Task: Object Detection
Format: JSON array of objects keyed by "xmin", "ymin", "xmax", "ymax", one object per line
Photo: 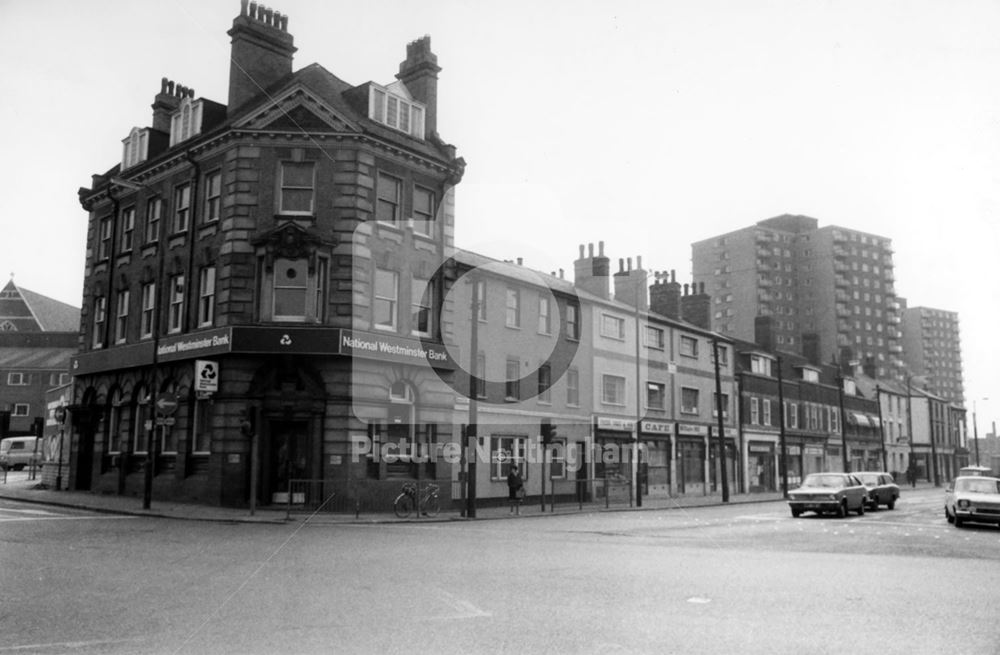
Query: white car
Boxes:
[{"xmin": 944, "ymin": 476, "xmax": 1000, "ymax": 528}]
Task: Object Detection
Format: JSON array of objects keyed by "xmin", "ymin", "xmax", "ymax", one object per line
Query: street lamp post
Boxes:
[
  {"xmin": 906, "ymin": 374, "xmax": 916, "ymax": 487},
  {"xmin": 972, "ymin": 398, "xmax": 988, "ymax": 467},
  {"xmin": 711, "ymin": 336, "xmax": 729, "ymax": 503}
]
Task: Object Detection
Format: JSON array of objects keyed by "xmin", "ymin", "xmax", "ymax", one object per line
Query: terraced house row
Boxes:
[{"xmin": 49, "ymin": 2, "xmax": 969, "ymax": 510}]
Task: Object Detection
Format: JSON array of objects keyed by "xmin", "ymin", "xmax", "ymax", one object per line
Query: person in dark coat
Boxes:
[{"xmin": 507, "ymin": 464, "xmax": 523, "ymax": 514}]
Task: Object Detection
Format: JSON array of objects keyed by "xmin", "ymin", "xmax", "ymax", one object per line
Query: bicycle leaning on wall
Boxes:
[{"xmin": 393, "ymin": 481, "xmax": 440, "ymax": 518}]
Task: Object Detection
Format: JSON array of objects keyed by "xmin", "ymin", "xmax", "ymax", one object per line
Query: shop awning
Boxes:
[
  {"xmin": 849, "ymin": 412, "xmax": 871, "ymax": 427},
  {"xmin": 865, "ymin": 415, "xmax": 881, "ymax": 429}
]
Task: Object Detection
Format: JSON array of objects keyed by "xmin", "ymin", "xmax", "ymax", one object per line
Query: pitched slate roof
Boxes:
[{"xmin": 0, "ymin": 281, "xmax": 80, "ymax": 333}]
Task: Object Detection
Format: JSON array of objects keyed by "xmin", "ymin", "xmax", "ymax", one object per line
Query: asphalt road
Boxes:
[{"xmin": 1, "ymin": 487, "xmax": 997, "ymax": 655}]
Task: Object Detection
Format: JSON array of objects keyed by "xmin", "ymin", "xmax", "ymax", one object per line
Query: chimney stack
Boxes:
[
  {"xmin": 680, "ymin": 280, "xmax": 712, "ymax": 330},
  {"xmin": 227, "ymin": 0, "xmax": 296, "ymax": 116},
  {"xmin": 650, "ymin": 269, "xmax": 682, "ymax": 320},
  {"xmin": 573, "ymin": 241, "xmax": 611, "ymax": 300},
  {"xmin": 613, "ymin": 255, "xmax": 649, "ymax": 310},
  {"xmin": 397, "ymin": 36, "xmax": 441, "ymax": 137}
]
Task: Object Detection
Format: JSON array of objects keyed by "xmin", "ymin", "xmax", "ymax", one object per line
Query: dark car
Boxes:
[
  {"xmin": 788, "ymin": 472, "xmax": 868, "ymax": 518},
  {"xmin": 854, "ymin": 471, "xmax": 900, "ymax": 510}
]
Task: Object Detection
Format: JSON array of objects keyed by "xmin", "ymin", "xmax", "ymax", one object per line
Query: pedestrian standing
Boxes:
[{"xmin": 507, "ymin": 464, "xmax": 523, "ymax": 514}]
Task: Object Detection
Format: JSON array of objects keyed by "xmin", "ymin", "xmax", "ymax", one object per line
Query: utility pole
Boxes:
[
  {"xmin": 876, "ymin": 385, "xmax": 887, "ymax": 472},
  {"xmin": 712, "ymin": 336, "xmax": 729, "ymax": 503},
  {"xmin": 838, "ymin": 375, "xmax": 850, "ymax": 473},
  {"xmin": 776, "ymin": 355, "xmax": 788, "ymax": 497},
  {"xmin": 465, "ymin": 276, "xmax": 479, "ymax": 518}
]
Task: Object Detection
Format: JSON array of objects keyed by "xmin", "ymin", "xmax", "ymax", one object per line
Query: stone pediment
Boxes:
[{"xmin": 236, "ymin": 86, "xmax": 357, "ymax": 133}]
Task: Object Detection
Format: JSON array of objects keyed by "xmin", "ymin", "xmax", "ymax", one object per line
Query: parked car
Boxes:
[
  {"xmin": 854, "ymin": 471, "xmax": 900, "ymax": 510},
  {"xmin": 0, "ymin": 436, "xmax": 42, "ymax": 471},
  {"xmin": 788, "ymin": 472, "xmax": 868, "ymax": 518},
  {"xmin": 944, "ymin": 476, "xmax": 1000, "ymax": 528},
  {"xmin": 958, "ymin": 465, "xmax": 993, "ymax": 477}
]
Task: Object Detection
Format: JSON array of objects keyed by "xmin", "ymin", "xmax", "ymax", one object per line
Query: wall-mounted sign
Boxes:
[{"xmin": 195, "ymin": 360, "xmax": 219, "ymax": 393}]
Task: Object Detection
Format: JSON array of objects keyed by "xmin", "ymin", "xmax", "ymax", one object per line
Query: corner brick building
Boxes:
[{"xmin": 72, "ymin": 2, "xmax": 465, "ymax": 506}]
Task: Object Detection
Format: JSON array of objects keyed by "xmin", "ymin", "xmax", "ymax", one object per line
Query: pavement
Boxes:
[{"xmin": 0, "ymin": 469, "xmax": 942, "ymax": 525}]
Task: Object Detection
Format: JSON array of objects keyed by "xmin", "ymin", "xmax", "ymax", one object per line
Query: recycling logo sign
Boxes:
[{"xmin": 195, "ymin": 360, "xmax": 219, "ymax": 394}]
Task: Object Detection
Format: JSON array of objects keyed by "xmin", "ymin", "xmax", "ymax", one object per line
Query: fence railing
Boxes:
[
  {"xmin": 281, "ymin": 475, "xmax": 638, "ymax": 519},
  {"xmin": 284, "ymin": 478, "xmax": 450, "ymax": 519}
]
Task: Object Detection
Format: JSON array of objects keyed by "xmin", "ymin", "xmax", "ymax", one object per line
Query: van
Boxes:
[{"xmin": 0, "ymin": 436, "xmax": 41, "ymax": 471}]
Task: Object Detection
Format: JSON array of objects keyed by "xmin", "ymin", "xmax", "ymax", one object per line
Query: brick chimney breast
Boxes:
[
  {"xmin": 397, "ymin": 35, "xmax": 441, "ymax": 137},
  {"xmin": 227, "ymin": 0, "xmax": 297, "ymax": 117}
]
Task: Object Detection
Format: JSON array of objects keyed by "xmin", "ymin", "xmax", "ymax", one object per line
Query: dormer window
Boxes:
[
  {"xmin": 368, "ymin": 82, "xmax": 425, "ymax": 139},
  {"xmin": 121, "ymin": 127, "xmax": 150, "ymax": 170},
  {"xmin": 170, "ymin": 97, "xmax": 204, "ymax": 146},
  {"xmin": 798, "ymin": 367, "xmax": 820, "ymax": 383}
]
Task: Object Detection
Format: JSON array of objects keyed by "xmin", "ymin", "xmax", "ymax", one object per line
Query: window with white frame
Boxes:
[
  {"xmin": 376, "ymin": 173, "xmax": 401, "ymax": 224},
  {"xmin": 92, "ymin": 296, "xmax": 106, "ymax": 348},
  {"xmin": 712, "ymin": 392, "xmax": 729, "ymax": 419},
  {"xmin": 763, "ymin": 399, "xmax": 772, "ymax": 426},
  {"xmin": 505, "ymin": 288, "xmax": 521, "ymax": 328},
  {"xmin": 645, "ymin": 325, "xmax": 665, "ymax": 349},
  {"xmin": 167, "ymin": 275, "xmax": 185, "ymax": 333},
  {"xmin": 566, "ymin": 303, "xmax": 580, "ymax": 340},
  {"xmin": 750, "ymin": 354, "xmax": 773, "ymax": 376},
  {"xmin": 602, "ymin": 374, "xmax": 626, "ymax": 405},
  {"xmin": 537, "ymin": 364, "xmax": 552, "ymax": 403},
  {"xmin": 273, "ymin": 259, "xmax": 308, "ymax": 321},
  {"xmin": 145, "ymin": 198, "xmax": 162, "ymax": 244},
  {"xmin": 412, "ymin": 186, "xmax": 434, "ymax": 234},
  {"xmin": 680, "ymin": 335, "xmax": 699, "ymax": 358},
  {"xmin": 786, "ymin": 402, "xmax": 799, "ymax": 429},
  {"xmin": 505, "ymin": 358, "xmax": 520, "ymax": 401},
  {"xmin": 713, "ymin": 343, "xmax": 729, "ymax": 366},
  {"xmin": 198, "ymin": 267, "xmax": 215, "ymax": 327},
  {"xmin": 12, "ymin": 403, "xmax": 29, "ymax": 416},
  {"xmin": 411, "ymin": 277, "xmax": 432, "ymax": 336},
  {"xmin": 121, "ymin": 127, "xmax": 149, "ymax": 169},
  {"xmin": 549, "ymin": 440, "xmax": 567, "ymax": 480},
  {"xmin": 7, "ymin": 372, "xmax": 29, "ymax": 386},
  {"xmin": 140, "ymin": 282, "xmax": 155, "ymax": 339},
  {"xmin": 646, "ymin": 381, "xmax": 666, "ymax": 410},
  {"xmin": 490, "ymin": 435, "xmax": 526, "ymax": 480},
  {"xmin": 369, "ymin": 83, "xmax": 426, "ymax": 139},
  {"xmin": 204, "ymin": 170, "xmax": 222, "ymax": 222},
  {"xmin": 120, "ymin": 207, "xmax": 135, "ymax": 252},
  {"xmin": 114, "ymin": 289, "xmax": 130, "ymax": 344},
  {"xmin": 265, "ymin": 257, "xmax": 328, "ymax": 323},
  {"xmin": 538, "ymin": 296, "xmax": 551, "ymax": 334},
  {"xmin": 98, "ymin": 217, "xmax": 112, "ymax": 260},
  {"xmin": 173, "ymin": 184, "xmax": 191, "ymax": 233},
  {"xmin": 169, "ymin": 98, "xmax": 204, "ymax": 146},
  {"xmin": 829, "ymin": 406, "xmax": 840, "ymax": 433},
  {"xmin": 279, "ymin": 162, "xmax": 315, "ymax": 215},
  {"xmin": 374, "ymin": 268, "xmax": 398, "ymax": 330},
  {"xmin": 566, "ymin": 367, "xmax": 579, "ymax": 406},
  {"xmin": 750, "ymin": 397, "xmax": 760, "ymax": 424},
  {"xmin": 601, "ymin": 314, "xmax": 625, "ymax": 340},
  {"xmin": 681, "ymin": 387, "xmax": 699, "ymax": 414}
]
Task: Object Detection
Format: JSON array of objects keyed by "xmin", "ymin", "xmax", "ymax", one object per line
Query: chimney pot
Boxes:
[
  {"xmin": 599, "ymin": 241, "xmax": 605, "ymax": 257},
  {"xmin": 579, "ymin": 244, "xmax": 585, "ymax": 259},
  {"xmin": 588, "ymin": 243, "xmax": 594, "ymax": 258},
  {"xmin": 637, "ymin": 255, "xmax": 643, "ymax": 270}
]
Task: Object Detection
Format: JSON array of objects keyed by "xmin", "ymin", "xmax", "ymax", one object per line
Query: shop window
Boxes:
[{"xmin": 491, "ymin": 436, "xmax": 527, "ymax": 480}]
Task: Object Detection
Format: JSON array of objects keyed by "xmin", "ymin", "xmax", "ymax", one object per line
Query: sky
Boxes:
[{"xmin": 1, "ymin": 0, "xmax": 998, "ymax": 425}]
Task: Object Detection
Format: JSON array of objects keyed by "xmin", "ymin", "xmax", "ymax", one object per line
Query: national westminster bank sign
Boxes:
[{"xmin": 71, "ymin": 326, "xmax": 455, "ymax": 376}]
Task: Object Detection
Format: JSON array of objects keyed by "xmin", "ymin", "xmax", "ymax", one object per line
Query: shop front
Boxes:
[
  {"xmin": 747, "ymin": 440, "xmax": 776, "ymax": 492},
  {"xmin": 639, "ymin": 419, "xmax": 672, "ymax": 497},
  {"xmin": 676, "ymin": 422, "xmax": 708, "ymax": 495}
]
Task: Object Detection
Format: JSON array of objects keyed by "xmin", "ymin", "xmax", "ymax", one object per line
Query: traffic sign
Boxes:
[{"xmin": 156, "ymin": 394, "xmax": 178, "ymax": 417}]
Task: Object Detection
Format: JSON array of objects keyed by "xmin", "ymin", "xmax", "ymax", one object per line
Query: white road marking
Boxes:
[
  {"xmin": 0, "ymin": 637, "xmax": 143, "ymax": 652},
  {"xmin": 430, "ymin": 588, "xmax": 492, "ymax": 620},
  {"xmin": 0, "ymin": 516, "xmax": 135, "ymax": 522}
]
